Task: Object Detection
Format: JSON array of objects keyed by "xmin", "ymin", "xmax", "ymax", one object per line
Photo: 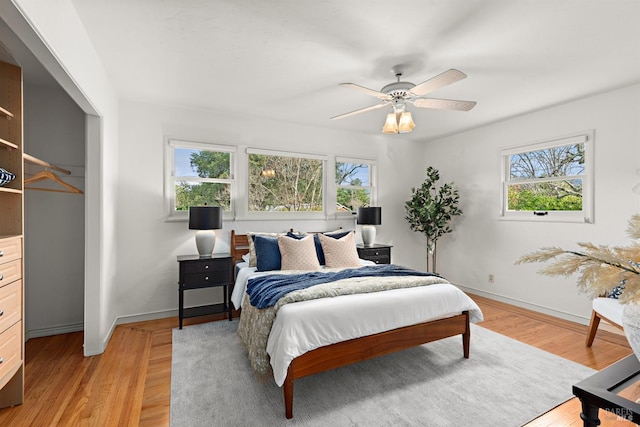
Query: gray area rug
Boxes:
[{"xmin": 171, "ymin": 320, "xmax": 595, "ymax": 426}]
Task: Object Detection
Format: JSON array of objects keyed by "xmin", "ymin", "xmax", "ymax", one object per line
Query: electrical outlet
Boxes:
[{"xmin": 488, "ymin": 274, "xmax": 495, "ymax": 284}]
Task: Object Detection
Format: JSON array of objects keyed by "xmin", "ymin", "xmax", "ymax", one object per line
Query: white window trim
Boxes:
[
  {"xmin": 164, "ymin": 138, "xmax": 236, "ymax": 221},
  {"xmin": 241, "ymin": 147, "xmax": 329, "ymax": 221},
  {"xmin": 165, "ymin": 141, "xmax": 379, "ymax": 222},
  {"xmin": 334, "ymin": 156, "xmax": 378, "ymax": 218},
  {"xmin": 498, "ymin": 130, "xmax": 594, "ymax": 223}
]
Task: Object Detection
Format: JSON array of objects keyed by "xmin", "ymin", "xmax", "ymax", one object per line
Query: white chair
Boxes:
[{"xmin": 585, "ymin": 297, "xmax": 624, "ymax": 346}]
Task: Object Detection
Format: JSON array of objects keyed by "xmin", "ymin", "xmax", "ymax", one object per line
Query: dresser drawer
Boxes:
[
  {"xmin": 366, "ymin": 255, "xmax": 390, "ymax": 264},
  {"xmin": 182, "ymin": 270, "xmax": 232, "ymax": 286},
  {"xmin": 358, "ymin": 248, "xmax": 389, "ymax": 257},
  {"xmin": 357, "ymin": 246, "xmax": 391, "ymax": 264},
  {"xmin": 0, "ymin": 237, "xmax": 21, "ymax": 264},
  {"xmin": 0, "ymin": 280, "xmax": 21, "ymax": 335},
  {"xmin": 0, "ymin": 321, "xmax": 22, "ymax": 389},
  {"xmin": 182, "ymin": 258, "xmax": 229, "ymax": 274},
  {"xmin": 0, "ymin": 259, "xmax": 21, "ymax": 286},
  {"xmin": 180, "ymin": 259, "xmax": 232, "ymax": 286}
]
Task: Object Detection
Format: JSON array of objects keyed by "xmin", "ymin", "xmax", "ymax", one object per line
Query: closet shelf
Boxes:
[
  {"xmin": 0, "ymin": 137, "xmax": 18, "ymax": 150},
  {"xmin": 0, "ymin": 106, "xmax": 13, "ymax": 119},
  {"xmin": 23, "ymin": 153, "xmax": 71, "ymax": 175},
  {"xmin": 0, "ymin": 186, "xmax": 21, "ymax": 194}
]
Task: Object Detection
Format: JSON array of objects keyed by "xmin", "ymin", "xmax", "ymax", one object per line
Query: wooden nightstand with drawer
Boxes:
[
  {"xmin": 356, "ymin": 244, "xmax": 392, "ymax": 264},
  {"xmin": 177, "ymin": 254, "xmax": 233, "ymax": 329}
]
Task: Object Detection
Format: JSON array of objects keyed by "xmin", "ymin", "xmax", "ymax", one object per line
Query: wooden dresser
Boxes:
[{"xmin": 0, "ymin": 60, "xmax": 25, "ymax": 408}]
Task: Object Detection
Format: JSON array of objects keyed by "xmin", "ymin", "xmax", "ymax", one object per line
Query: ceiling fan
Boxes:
[{"xmin": 331, "ymin": 68, "xmax": 476, "ymax": 133}]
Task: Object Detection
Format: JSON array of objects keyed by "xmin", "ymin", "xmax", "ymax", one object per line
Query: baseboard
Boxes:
[
  {"xmin": 25, "ymin": 309, "xmax": 185, "ymax": 352},
  {"xmin": 116, "ymin": 308, "xmax": 177, "ymax": 325},
  {"xmin": 456, "ymin": 284, "xmax": 591, "ymax": 326},
  {"xmin": 25, "ymin": 322, "xmax": 84, "ymax": 341},
  {"xmin": 100, "ymin": 317, "xmax": 119, "ymax": 356}
]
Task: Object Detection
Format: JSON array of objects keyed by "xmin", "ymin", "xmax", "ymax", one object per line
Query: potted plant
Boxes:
[
  {"xmin": 405, "ymin": 166, "xmax": 462, "ymax": 272},
  {"xmin": 517, "ymin": 214, "xmax": 640, "ymax": 358}
]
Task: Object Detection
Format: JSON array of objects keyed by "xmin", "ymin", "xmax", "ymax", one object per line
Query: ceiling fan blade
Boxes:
[
  {"xmin": 413, "ymin": 98, "xmax": 477, "ymax": 111},
  {"xmin": 409, "ymin": 69, "xmax": 468, "ymax": 96},
  {"xmin": 330, "ymin": 102, "xmax": 390, "ymax": 120},
  {"xmin": 339, "ymin": 83, "xmax": 391, "ymax": 100}
]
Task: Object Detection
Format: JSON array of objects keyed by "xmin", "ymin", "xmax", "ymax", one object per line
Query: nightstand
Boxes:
[
  {"xmin": 177, "ymin": 254, "xmax": 233, "ymax": 329},
  {"xmin": 356, "ymin": 244, "xmax": 392, "ymax": 264}
]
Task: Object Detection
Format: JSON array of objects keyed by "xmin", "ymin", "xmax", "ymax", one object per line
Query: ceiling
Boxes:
[{"xmin": 67, "ymin": 0, "xmax": 640, "ymax": 141}]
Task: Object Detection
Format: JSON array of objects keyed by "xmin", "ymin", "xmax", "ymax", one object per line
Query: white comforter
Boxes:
[{"xmin": 233, "ymin": 263, "xmax": 484, "ymax": 386}]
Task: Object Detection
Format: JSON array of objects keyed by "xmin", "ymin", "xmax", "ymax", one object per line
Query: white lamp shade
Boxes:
[
  {"xmin": 382, "ymin": 112, "xmax": 399, "ymax": 134},
  {"xmin": 398, "ymin": 112, "xmax": 415, "ymax": 133}
]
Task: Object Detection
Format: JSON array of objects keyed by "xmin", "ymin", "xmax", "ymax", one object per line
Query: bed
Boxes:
[{"xmin": 230, "ymin": 230, "xmax": 483, "ymax": 419}]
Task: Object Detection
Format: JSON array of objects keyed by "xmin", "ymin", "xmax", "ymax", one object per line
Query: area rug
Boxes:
[{"xmin": 170, "ymin": 320, "xmax": 595, "ymax": 426}]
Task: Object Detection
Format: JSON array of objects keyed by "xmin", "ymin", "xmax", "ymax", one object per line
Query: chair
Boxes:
[{"xmin": 585, "ymin": 297, "xmax": 624, "ymax": 346}]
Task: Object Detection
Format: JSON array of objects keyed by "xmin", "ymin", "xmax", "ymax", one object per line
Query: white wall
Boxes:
[
  {"xmin": 23, "ymin": 82, "xmax": 85, "ymax": 337},
  {"xmin": 374, "ymin": 136, "xmax": 428, "ymax": 269},
  {"xmin": 421, "ymin": 84, "xmax": 640, "ymax": 323}
]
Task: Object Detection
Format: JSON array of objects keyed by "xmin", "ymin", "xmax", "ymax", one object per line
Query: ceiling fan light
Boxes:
[
  {"xmin": 398, "ymin": 112, "xmax": 415, "ymax": 133},
  {"xmin": 382, "ymin": 112, "xmax": 399, "ymax": 134},
  {"xmin": 261, "ymin": 168, "xmax": 276, "ymax": 178}
]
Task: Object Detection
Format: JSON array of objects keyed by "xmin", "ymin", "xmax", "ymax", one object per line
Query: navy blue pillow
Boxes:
[
  {"xmin": 286, "ymin": 230, "xmax": 352, "ymax": 265},
  {"xmin": 253, "ymin": 235, "xmax": 281, "ymax": 271}
]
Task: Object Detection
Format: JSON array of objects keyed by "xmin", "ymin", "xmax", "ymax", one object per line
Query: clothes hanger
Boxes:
[{"xmin": 24, "ymin": 169, "xmax": 84, "ymax": 194}]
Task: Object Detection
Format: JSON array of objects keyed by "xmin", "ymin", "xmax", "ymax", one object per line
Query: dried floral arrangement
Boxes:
[{"xmin": 516, "ymin": 214, "xmax": 640, "ymax": 304}]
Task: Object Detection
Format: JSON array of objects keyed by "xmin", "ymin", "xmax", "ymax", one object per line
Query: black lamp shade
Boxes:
[
  {"xmin": 357, "ymin": 207, "xmax": 381, "ymax": 225},
  {"xmin": 189, "ymin": 206, "xmax": 223, "ymax": 230}
]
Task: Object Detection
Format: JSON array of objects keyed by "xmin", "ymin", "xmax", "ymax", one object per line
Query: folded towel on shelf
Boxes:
[{"xmin": 0, "ymin": 167, "xmax": 15, "ymax": 186}]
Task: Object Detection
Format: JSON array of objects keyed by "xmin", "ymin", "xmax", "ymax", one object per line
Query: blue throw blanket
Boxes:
[{"xmin": 247, "ymin": 264, "xmax": 439, "ymax": 309}]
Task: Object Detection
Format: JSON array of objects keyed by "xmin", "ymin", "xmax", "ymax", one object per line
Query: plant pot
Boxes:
[{"xmin": 622, "ymin": 304, "xmax": 640, "ymax": 361}]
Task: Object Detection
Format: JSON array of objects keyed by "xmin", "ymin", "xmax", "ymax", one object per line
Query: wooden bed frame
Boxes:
[{"xmin": 230, "ymin": 230, "xmax": 471, "ymax": 419}]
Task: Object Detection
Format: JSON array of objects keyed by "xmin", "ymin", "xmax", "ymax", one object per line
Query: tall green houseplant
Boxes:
[{"xmin": 405, "ymin": 166, "xmax": 462, "ymax": 272}]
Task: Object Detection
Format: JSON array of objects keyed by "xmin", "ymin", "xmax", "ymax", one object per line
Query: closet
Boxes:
[
  {"xmin": 0, "ymin": 55, "xmax": 84, "ymax": 408},
  {"xmin": 0, "ymin": 59, "xmax": 24, "ymax": 408}
]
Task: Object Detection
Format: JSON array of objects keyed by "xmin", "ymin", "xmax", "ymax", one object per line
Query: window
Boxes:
[
  {"xmin": 336, "ymin": 158, "xmax": 376, "ymax": 212},
  {"xmin": 166, "ymin": 139, "xmax": 235, "ymax": 219},
  {"xmin": 247, "ymin": 149, "xmax": 325, "ymax": 213},
  {"xmin": 500, "ymin": 131, "xmax": 594, "ymax": 223},
  {"xmin": 166, "ymin": 141, "xmax": 376, "ymax": 221}
]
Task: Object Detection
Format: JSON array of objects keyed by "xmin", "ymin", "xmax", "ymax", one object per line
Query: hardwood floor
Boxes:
[{"xmin": 0, "ymin": 294, "xmax": 633, "ymax": 426}]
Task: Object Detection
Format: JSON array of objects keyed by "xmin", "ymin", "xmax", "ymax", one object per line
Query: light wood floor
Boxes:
[{"xmin": 0, "ymin": 294, "xmax": 634, "ymax": 426}]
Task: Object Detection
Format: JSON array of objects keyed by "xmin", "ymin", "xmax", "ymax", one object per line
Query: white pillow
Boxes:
[
  {"xmin": 318, "ymin": 232, "xmax": 361, "ymax": 268},
  {"xmin": 278, "ymin": 235, "xmax": 320, "ymax": 271}
]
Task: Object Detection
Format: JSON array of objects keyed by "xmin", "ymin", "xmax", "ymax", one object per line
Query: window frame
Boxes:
[
  {"xmin": 335, "ymin": 156, "xmax": 378, "ymax": 217},
  {"xmin": 499, "ymin": 130, "xmax": 594, "ymax": 223},
  {"xmin": 164, "ymin": 138, "xmax": 236, "ymax": 221},
  {"xmin": 165, "ymin": 140, "xmax": 379, "ymax": 222}
]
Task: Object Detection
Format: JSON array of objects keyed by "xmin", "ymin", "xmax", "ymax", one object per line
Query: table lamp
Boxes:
[
  {"xmin": 357, "ymin": 207, "xmax": 381, "ymax": 247},
  {"xmin": 189, "ymin": 206, "xmax": 223, "ymax": 257}
]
